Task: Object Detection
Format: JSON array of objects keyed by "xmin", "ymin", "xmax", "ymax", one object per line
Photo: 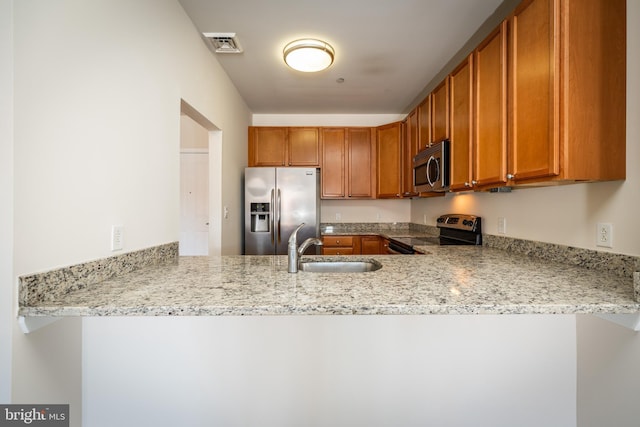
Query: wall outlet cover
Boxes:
[{"xmin": 596, "ymin": 223, "xmax": 613, "ymax": 248}]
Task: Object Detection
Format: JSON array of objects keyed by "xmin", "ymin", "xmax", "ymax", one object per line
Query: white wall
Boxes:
[
  {"xmin": 321, "ymin": 199, "xmax": 411, "ymax": 223},
  {"xmin": 83, "ymin": 315, "xmax": 576, "ymax": 427},
  {"xmin": 0, "ymin": 0, "xmax": 14, "ymax": 404},
  {"xmin": 576, "ymin": 315, "xmax": 640, "ymax": 427},
  {"xmin": 9, "ymin": 0, "xmax": 251, "ymax": 420},
  {"xmin": 574, "ymin": 3, "xmax": 640, "ymax": 426}
]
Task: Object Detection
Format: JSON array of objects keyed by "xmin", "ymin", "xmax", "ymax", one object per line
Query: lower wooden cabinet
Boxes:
[
  {"xmin": 321, "ymin": 236, "xmax": 356, "ymax": 255},
  {"xmin": 360, "ymin": 236, "xmax": 383, "ymax": 254},
  {"xmin": 321, "ymin": 235, "xmax": 384, "ymax": 255}
]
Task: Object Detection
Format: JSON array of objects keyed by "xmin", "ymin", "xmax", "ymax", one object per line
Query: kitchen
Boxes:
[{"xmin": 2, "ymin": 0, "xmax": 639, "ymax": 426}]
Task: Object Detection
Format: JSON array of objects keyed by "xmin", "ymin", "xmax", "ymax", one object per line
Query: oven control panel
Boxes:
[{"xmin": 436, "ymin": 214, "xmax": 481, "ymax": 233}]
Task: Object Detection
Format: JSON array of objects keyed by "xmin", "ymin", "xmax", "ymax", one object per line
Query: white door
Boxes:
[{"xmin": 180, "ymin": 152, "xmax": 209, "ymax": 256}]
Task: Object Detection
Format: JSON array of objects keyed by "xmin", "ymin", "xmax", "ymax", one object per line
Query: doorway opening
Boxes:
[{"xmin": 179, "ymin": 100, "xmax": 221, "ymax": 256}]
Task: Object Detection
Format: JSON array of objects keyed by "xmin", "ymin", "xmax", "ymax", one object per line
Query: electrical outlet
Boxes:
[
  {"xmin": 335, "ymin": 212, "xmax": 341, "ymax": 221},
  {"xmin": 376, "ymin": 212, "xmax": 381, "ymax": 221},
  {"xmin": 497, "ymin": 217, "xmax": 506, "ymax": 234},
  {"xmin": 423, "ymin": 214, "xmax": 428, "ymax": 225},
  {"xmin": 111, "ymin": 225, "xmax": 124, "ymax": 251},
  {"xmin": 596, "ymin": 223, "xmax": 613, "ymax": 248}
]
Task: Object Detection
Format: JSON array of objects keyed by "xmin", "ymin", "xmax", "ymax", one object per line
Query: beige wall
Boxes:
[
  {"xmin": 7, "ymin": 0, "xmax": 251, "ymax": 421},
  {"xmin": 0, "ymin": 0, "xmax": 13, "ymax": 404}
]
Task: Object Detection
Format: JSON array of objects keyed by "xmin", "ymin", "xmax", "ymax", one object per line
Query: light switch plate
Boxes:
[{"xmin": 497, "ymin": 217, "xmax": 507, "ymax": 234}]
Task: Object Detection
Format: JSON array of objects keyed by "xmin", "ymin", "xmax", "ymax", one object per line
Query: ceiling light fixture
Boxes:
[{"xmin": 283, "ymin": 39, "xmax": 335, "ymax": 72}]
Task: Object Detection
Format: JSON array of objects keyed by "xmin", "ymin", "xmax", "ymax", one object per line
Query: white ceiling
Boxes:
[{"xmin": 178, "ymin": 0, "xmax": 505, "ymax": 114}]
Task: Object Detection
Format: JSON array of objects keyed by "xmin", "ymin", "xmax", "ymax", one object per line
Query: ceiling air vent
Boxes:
[{"xmin": 203, "ymin": 32, "xmax": 243, "ymax": 53}]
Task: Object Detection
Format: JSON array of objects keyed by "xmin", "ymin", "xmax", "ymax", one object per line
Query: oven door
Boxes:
[{"xmin": 413, "ymin": 140, "xmax": 450, "ymax": 192}]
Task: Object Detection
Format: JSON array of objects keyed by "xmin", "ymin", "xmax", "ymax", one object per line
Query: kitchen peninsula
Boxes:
[{"xmin": 18, "ymin": 237, "xmax": 640, "ymax": 323}]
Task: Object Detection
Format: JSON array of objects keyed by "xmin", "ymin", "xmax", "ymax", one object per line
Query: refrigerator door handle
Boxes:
[
  {"xmin": 270, "ymin": 189, "xmax": 275, "ymax": 244},
  {"xmin": 277, "ymin": 188, "xmax": 282, "ymax": 243}
]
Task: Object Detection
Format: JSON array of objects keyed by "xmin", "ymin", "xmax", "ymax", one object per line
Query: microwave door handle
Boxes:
[{"xmin": 427, "ymin": 156, "xmax": 438, "ymax": 187}]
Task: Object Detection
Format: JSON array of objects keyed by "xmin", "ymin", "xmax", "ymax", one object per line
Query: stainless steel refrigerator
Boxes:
[{"xmin": 244, "ymin": 167, "xmax": 320, "ymax": 255}]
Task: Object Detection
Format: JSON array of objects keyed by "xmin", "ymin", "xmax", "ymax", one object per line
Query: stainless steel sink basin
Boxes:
[{"xmin": 298, "ymin": 260, "xmax": 382, "ymax": 273}]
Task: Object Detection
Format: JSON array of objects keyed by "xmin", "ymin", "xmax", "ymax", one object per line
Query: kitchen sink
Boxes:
[{"xmin": 298, "ymin": 260, "xmax": 382, "ymax": 273}]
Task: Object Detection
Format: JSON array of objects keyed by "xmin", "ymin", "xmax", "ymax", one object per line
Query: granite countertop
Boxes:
[{"xmin": 18, "ymin": 245, "xmax": 640, "ymax": 317}]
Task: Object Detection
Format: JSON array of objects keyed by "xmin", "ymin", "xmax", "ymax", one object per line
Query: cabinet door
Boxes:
[
  {"xmin": 376, "ymin": 122, "xmax": 402, "ymax": 198},
  {"xmin": 288, "ymin": 127, "xmax": 320, "ymax": 166},
  {"xmin": 347, "ymin": 128, "xmax": 375, "ymax": 198},
  {"xmin": 474, "ymin": 22, "xmax": 508, "ymax": 188},
  {"xmin": 402, "ymin": 110, "xmax": 419, "ymax": 197},
  {"xmin": 417, "ymin": 95, "xmax": 431, "ymax": 151},
  {"xmin": 249, "ymin": 127, "xmax": 287, "ymax": 166},
  {"xmin": 449, "ymin": 55, "xmax": 473, "ymax": 191},
  {"xmin": 508, "ymin": 0, "xmax": 559, "ymax": 181},
  {"xmin": 431, "ymin": 78, "xmax": 450, "ymax": 143},
  {"xmin": 321, "ymin": 128, "xmax": 346, "ymax": 198},
  {"xmin": 360, "ymin": 236, "xmax": 382, "ymax": 254}
]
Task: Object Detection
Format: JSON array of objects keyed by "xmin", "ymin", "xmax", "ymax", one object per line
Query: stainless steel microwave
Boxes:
[{"xmin": 413, "ymin": 139, "xmax": 450, "ymax": 193}]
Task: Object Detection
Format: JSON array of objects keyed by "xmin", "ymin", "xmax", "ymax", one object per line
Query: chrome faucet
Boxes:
[{"xmin": 288, "ymin": 223, "xmax": 323, "ymax": 273}]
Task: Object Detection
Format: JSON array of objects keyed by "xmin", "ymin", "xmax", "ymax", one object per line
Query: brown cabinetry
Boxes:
[
  {"xmin": 321, "ymin": 128, "xmax": 376, "ymax": 199},
  {"xmin": 376, "ymin": 122, "xmax": 403, "ymax": 198},
  {"xmin": 248, "ymin": 127, "xmax": 320, "ymax": 167},
  {"xmin": 431, "ymin": 79, "xmax": 450, "ymax": 143},
  {"xmin": 402, "ymin": 110, "xmax": 419, "ymax": 197},
  {"xmin": 449, "ymin": 22, "xmax": 508, "ymax": 192},
  {"xmin": 360, "ymin": 235, "xmax": 383, "ymax": 254},
  {"xmin": 322, "ymin": 235, "xmax": 385, "ymax": 255},
  {"xmin": 507, "ymin": 0, "xmax": 625, "ymax": 185},
  {"xmin": 474, "ymin": 22, "xmax": 508, "ymax": 189},
  {"xmin": 321, "ymin": 236, "xmax": 356, "ymax": 255},
  {"xmin": 449, "ymin": 54, "xmax": 474, "ymax": 191},
  {"xmin": 417, "ymin": 95, "xmax": 431, "ymax": 151}
]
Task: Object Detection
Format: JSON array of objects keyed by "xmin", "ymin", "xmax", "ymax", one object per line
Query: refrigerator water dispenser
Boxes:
[{"xmin": 250, "ymin": 202, "xmax": 270, "ymax": 232}]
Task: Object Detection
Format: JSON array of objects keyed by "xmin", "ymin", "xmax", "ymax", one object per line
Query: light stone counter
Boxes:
[{"xmin": 18, "ymin": 245, "xmax": 640, "ymax": 317}]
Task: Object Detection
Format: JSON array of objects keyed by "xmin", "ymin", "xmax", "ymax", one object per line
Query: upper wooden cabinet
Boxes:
[
  {"xmin": 402, "ymin": 110, "xmax": 419, "ymax": 197},
  {"xmin": 449, "ymin": 23, "xmax": 508, "ymax": 192},
  {"xmin": 449, "ymin": 54, "xmax": 474, "ymax": 192},
  {"xmin": 431, "ymin": 78, "xmax": 450, "ymax": 143},
  {"xmin": 321, "ymin": 127, "xmax": 376, "ymax": 199},
  {"xmin": 417, "ymin": 95, "xmax": 431, "ymax": 151},
  {"xmin": 376, "ymin": 122, "xmax": 403, "ymax": 198},
  {"xmin": 507, "ymin": 0, "xmax": 625, "ymax": 184},
  {"xmin": 474, "ymin": 22, "xmax": 508, "ymax": 189},
  {"xmin": 248, "ymin": 127, "xmax": 320, "ymax": 167},
  {"xmin": 347, "ymin": 128, "xmax": 376, "ymax": 198}
]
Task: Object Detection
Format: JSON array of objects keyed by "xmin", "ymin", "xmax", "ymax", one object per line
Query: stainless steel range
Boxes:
[{"xmin": 388, "ymin": 214, "xmax": 482, "ymax": 254}]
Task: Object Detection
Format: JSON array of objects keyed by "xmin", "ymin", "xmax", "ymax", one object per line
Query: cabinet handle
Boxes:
[
  {"xmin": 506, "ymin": 173, "xmax": 515, "ymax": 180},
  {"xmin": 464, "ymin": 182, "xmax": 471, "ymax": 187},
  {"xmin": 471, "ymin": 180, "xmax": 478, "ymax": 186}
]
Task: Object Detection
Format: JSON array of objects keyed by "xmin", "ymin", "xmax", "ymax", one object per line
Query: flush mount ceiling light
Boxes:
[{"xmin": 283, "ymin": 39, "xmax": 335, "ymax": 72}]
